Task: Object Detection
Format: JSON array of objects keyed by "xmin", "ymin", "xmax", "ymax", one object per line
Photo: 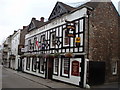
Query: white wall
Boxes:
[
  {"xmin": 11, "ymin": 30, "xmax": 21, "ymax": 70},
  {"xmin": 53, "ymin": 58, "xmax": 82, "ymax": 86},
  {"xmin": 24, "ymin": 57, "xmax": 46, "ymax": 78},
  {"xmin": 23, "ymin": 7, "xmax": 87, "ymax": 86}
]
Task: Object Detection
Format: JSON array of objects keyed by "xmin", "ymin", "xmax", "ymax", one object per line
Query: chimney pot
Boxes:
[
  {"xmin": 23, "ymin": 26, "xmax": 26, "ymax": 29},
  {"xmin": 40, "ymin": 17, "xmax": 44, "ymax": 22},
  {"xmin": 32, "ymin": 17, "xmax": 36, "ymax": 20}
]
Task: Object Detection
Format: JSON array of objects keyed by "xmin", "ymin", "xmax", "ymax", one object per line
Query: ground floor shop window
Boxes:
[
  {"xmin": 32, "ymin": 57, "xmax": 37, "ymax": 72},
  {"xmin": 61, "ymin": 58, "xmax": 70, "ymax": 77},
  {"xmin": 26, "ymin": 57, "xmax": 31, "ymax": 71},
  {"xmin": 53, "ymin": 58, "xmax": 59, "ymax": 75},
  {"xmin": 39, "ymin": 58, "xmax": 45, "ymax": 74}
]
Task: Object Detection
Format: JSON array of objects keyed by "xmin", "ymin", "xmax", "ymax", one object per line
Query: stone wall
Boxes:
[{"xmin": 88, "ymin": 2, "xmax": 119, "ymax": 82}]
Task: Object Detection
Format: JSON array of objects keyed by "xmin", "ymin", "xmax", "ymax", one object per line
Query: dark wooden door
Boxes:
[
  {"xmin": 88, "ymin": 61, "xmax": 105, "ymax": 85},
  {"xmin": 18, "ymin": 58, "xmax": 22, "ymax": 71},
  {"xmin": 47, "ymin": 58, "xmax": 53, "ymax": 79}
]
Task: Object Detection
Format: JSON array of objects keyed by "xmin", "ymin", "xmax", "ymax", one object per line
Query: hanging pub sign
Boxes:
[
  {"xmin": 71, "ymin": 60, "xmax": 80, "ymax": 76},
  {"xmin": 66, "ymin": 21, "xmax": 76, "ymax": 37}
]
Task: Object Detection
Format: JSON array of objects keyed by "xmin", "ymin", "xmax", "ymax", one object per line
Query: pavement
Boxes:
[
  {"xmin": 0, "ymin": 65, "xmax": 2, "ymax": 90},
  {"xmin": 3, "ymin": 67, "xmax": 81, "ymax": 89},
  {"xmin": 2, "ymin": 66, "xmax": 120, "ymax": 89}
]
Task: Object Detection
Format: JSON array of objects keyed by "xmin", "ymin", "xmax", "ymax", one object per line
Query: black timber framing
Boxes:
[{"xmin": 25, "ymin": 17, "xmax": 85, "ymax": 55}]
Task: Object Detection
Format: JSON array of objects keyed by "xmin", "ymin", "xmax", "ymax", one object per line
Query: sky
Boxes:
[{"xmin": 0, "ymin": 0, "xmax": 119, "ymax": 45}]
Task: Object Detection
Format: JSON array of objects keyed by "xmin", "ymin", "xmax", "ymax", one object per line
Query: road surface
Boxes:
[{"xmin": 2, "ymin": 67, "xmax": 50, "ymax": 89}]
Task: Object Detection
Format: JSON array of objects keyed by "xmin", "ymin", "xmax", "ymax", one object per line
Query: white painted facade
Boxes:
[
  {"xmin": 10, "ymin": 30, "xmax": 21, "ymax": 70},
  {"xmin": 23, "ymin": 7, "xmax": 88, "ymax": 87}
]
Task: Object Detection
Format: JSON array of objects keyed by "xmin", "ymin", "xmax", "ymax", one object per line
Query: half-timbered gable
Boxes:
[{"xmin": 49, "ymin": 2, "xmax": 76, "ymax": 20}]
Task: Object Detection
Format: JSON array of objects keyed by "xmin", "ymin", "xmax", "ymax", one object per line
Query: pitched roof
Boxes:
[
  {"xmin": 48, "ymin": 1, "xmax": 76, "ymax": 20},
  {"xmin": 48, "ymin": 1, "xmax": 101, "ymax": 20},
  {"xmin": 80, "ymin": 1, "xmax": 100, "ymax": 9},
  {"xmin": 28, "ymin": 18, "xmax": 46, "ymax": 32},
  {"xmin": 58, "ymin": 2, "xmax": 76, "ymax": 12},
  {"xmin": 34, "ymin": 19, "xmax": 46, "ymax": 28}
]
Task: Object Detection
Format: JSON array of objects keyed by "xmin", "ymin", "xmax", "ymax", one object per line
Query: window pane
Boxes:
[
  {"xmin": 26, "ymin": 57, "xmax": 30, "ymax": 70},
  {"xmin": 32, "ymin": 57, "xmax": 37, "ymax": 71},
  {"xmin": 64, "ymin": 60, "xmax": 69, "ymax": 74},
  {"xmin": 62, "ymin": 58, "xmax": 69, "ymax": 76},
  {"xmin": 63, "ymin": 29, "xmax": 69, "ymax": 45},
  {"xmin": 39, "ymin": 58, "xmax": 44, "ymax": 73},
  {"xmin": 54, "ymin": 58, "xmax": 59, "ymax": 74},
  {"xmin": 51, "ymin": 32, "xmax": 56, "ymax": 47}
]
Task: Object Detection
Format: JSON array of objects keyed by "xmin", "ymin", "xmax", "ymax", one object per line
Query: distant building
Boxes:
[
  {"xmin": 0, "ymin": 49, "xmax": 2, "ymax": 64},
  {"xmin": 2, "ymin": 27, "xmax": 28, "ymax": 70},
  {"xmin": 2, "ymin": 35, "xmax": 12, "ymax": 67}
]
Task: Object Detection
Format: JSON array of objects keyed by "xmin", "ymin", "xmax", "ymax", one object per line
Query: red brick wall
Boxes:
[
  {"xmin": 118, "ymin": 16, "xmax": 120, "ymax": 82},
  {"xmin": 87, "ymin": 2, "xmax": 119, "ymax": 83}
]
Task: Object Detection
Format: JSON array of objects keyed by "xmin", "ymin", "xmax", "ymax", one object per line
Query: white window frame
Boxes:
[
  {"xmin": 34, "ymin": 37, "xmax": 37, "ymax": 50},
  {"xmin": 50, "ymin": 32, "xmax": 56, "ymax": 48},
  {"xmin": 53, "ymin": 58, "xmax": 59, "ymax": 75},
  {"xmin": 39, "ymin": 58, "xmax": 44, "ymax": 74},
  {"xmin": 41, "ymin": 35, "xmax": 45, "ymax": 50},
  {"xmin": 63, "ymin": 29, "xmax": 69, "ymax": 46},
  {"xmin": 26, "ymin": 57, "xmax": 31, "ymax": 70},
  {"xmin": 32, "ymin": 57, "xmax": 37, "ymax": 72},
  {"xmin": 112, "ymin": 61, "xmax": 117, "ymax": 75},
  {"xmin": 61, "ymin": 58, "xmax": 70, "ymax": 77}
]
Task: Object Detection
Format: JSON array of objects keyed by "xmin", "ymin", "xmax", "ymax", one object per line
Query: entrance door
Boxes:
[
  {"xmin": 88, "ymin": 61, "xmax": 105, "ymax": 85},
  {"xmin": 47, "ymin": 58, "xmax": 53, "ymax": 79},
  {"xmin": 18, "ymin": 58, "xmax": 22, "ymax": 71}
]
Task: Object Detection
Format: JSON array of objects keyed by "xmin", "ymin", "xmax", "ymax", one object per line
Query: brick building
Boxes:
[{"xmin": 84, "ymin": 1, "xmax": 120, "ymax": 83}]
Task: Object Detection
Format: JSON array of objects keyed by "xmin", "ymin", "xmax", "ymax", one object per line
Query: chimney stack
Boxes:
[
  {"xmin": 32, "ymin": 17, "xmax": 36, "ymax": 20},
  {"xmin": 40, "ymin": 17, "xmax": 44, "ymax": 22},
  {"xmin": 23, "ymin": 26, "xmax": 26, "ymax": 29}
]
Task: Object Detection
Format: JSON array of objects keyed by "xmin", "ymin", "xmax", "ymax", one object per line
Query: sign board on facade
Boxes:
[
  {"xmin": 67, "ymin": 25, "xmax": 75, "ymax": 30},
  {"xmin": 71, "ymin": 60, "xmax": 80, "ymax": 76},
  {"xmin": 66, "ymin": 22, "xmax": 75, "ymax": 37},
  {"xmin": 75, "ymin": 37, "xmax": 81, "ymax": 43}
]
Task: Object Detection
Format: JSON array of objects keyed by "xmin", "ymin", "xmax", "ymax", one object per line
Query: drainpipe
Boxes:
[{"xmin": 87, "ymin": 10, "xmax": 90, "ymax": 59}]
